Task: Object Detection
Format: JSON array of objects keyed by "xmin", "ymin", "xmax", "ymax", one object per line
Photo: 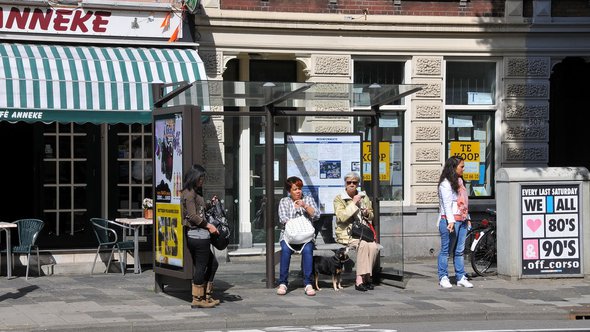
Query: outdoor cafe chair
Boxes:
[
  {"xmin": 0, "ymin": 218, "xmax": 45, "ymax": 280},
  {"xmin": 90, "ymin": 218, "xmax": 135, "ymax": 275}
]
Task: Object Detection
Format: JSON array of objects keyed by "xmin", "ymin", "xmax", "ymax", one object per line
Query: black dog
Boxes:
[{"xmin": 313, "ymin": 247, "xmax": 350, "ymax": 291}]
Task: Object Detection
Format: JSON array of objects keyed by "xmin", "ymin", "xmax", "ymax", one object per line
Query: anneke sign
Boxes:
[{"xmin": 521, "ymin": 184, "xmax": 581, "ymax": 276}]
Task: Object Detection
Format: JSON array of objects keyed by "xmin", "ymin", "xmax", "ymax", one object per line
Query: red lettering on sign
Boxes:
[
  {"xmin": 70, "ymin": 10, "xmax": 92, "ymax": 32},
  {"xmin": 0, "ymin": 6, "xmax": 111, "ymax": 33},
  {"xmin": 92, "ymin": 11, "xmax": 111, "ymax": 32},
  {"xmin": 53, "ymin": 9, "xmax": 72, "ymax": 31},
  {"xmin": 6, "ymin": 7, "xmax": 30, "ymax": 29},
  {"xmin": 29, "ymin": 8, "xmax": 52, "ymax": 30}
]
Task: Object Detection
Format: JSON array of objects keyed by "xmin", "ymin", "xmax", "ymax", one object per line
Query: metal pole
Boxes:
[
  {"xmin": 371, "ymin": 107, "xmax": 382, "ymax": 280},
  {"xmin": 371, "ymin": 107, "xmax": 380, "ymax": 235},
  {"xmin": 265, "ymin": 104, "xmax": 276, "ymax": 288}
]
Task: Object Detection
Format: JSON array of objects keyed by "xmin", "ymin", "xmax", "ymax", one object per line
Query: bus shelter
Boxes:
[{"xmin": 150, "ymin": 81, "xmax": 422, "ymax": 290}]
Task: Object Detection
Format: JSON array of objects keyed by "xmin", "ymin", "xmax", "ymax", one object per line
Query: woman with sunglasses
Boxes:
[{"xmin": 333, "ymin": 172, "xmax": 380, "ymax": 291}]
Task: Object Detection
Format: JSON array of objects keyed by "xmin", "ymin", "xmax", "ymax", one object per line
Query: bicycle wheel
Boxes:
[{"xmin": 471, "ymin": 230, "xmax": 497, "ymax": 276}]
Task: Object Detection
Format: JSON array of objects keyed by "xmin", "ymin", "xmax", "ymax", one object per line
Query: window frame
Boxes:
[{"xmin": 443, "ymin": 58, "xmax": 500, "ymax": 199}]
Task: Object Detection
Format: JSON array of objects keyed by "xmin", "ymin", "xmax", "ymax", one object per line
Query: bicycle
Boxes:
[
  {"xmin": 464, "ymin": 214, "xmax": 487, "ymax": 261},
  {"xmin": 470, "ymin": 208, "xmax": 497, "ymax": 276}
]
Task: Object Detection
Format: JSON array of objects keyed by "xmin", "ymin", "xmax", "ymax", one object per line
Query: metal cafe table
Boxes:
[
  {"xmin": 115, "ymin": 217, "xmax": 152, "ymax": 274},
  {"xmin": 0, "ymin": 221, "xmax": 17, "ymax": 279}
]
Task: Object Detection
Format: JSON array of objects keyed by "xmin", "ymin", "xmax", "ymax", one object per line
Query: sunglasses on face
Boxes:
[{"xmin": 346, "ymin": 181, "xmax": 359, "ymax": 185}]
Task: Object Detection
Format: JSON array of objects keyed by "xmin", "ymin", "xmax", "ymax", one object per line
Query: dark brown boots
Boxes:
[{"xmin": 191, "ymin": 284, "xmax": 216, "ymax": 308}]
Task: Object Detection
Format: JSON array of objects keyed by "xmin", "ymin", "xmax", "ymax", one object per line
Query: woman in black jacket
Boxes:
[{"xmin": 181, "ymin": 164, "xmax": 220, "ymax": 308}]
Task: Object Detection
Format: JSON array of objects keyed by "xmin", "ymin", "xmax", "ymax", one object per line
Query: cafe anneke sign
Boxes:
[{"xmin": 0, "ymin": 5, "xmax": 181, "ymax": 38}]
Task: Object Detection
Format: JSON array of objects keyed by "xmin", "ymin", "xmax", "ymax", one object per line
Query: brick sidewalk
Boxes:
[{"xmin": 0, "ymin": 257, "xmax": 589, "ymax": 331}]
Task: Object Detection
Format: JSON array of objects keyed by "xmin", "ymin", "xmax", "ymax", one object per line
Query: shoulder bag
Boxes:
[
  {"xmin": 283, "ymin": 215, "xmax": 315, "ymax": 253},
  {"xmin": 205, "ymin": 200, "xmax": 231, "ymax": 250},
  {"xmin": 349, "ymin": 219, "xmax": 376, "ymax": 242}
]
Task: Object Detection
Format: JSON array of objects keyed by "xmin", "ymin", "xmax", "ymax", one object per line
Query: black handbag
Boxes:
[
  {"xmin": 205, "ymin": 199, "xmax": 231, "ymax": 250},
  {"xmin": 349, "ymin": 220, "xmax": 375, "ymax": 242}
]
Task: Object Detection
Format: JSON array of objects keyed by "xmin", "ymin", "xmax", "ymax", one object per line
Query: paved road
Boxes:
[{"xmin": 0, "ymin": 257, "xmax": 589, "ymax": 331}]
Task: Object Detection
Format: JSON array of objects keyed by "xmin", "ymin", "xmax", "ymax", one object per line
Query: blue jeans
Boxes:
[
  {"xmin": 437, "ymin": 218, "xmax": 467, "ymax": 281},
  {"xmin": 278, "ymin": 240, "xmax": 314, "ymax": 287}
]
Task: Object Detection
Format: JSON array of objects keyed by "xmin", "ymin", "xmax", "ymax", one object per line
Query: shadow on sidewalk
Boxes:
[
  {"xmin": 160, "ymin": 280, "xmax": 245, "ymax": 304},
  {"xmin": 0, "ymin": 285, "xmax": 39, "ymax": 302}
]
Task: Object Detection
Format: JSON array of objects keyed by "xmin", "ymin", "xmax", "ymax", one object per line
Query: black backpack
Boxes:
[{"xmin": 205, "ymin": 199, "xmax": 231, "ymax": 250}]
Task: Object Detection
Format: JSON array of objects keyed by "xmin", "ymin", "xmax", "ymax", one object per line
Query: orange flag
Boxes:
[
  {"xmin": 161, "ymin": 12, "xmax": 170, "ymax": 28},
  {"xmin": 168, "ymin": 26, "xmax": 179, "ymax": 42}
]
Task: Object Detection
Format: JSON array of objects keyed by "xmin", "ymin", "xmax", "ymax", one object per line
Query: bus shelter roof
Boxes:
[{"xmin": 156, "ymin": 81, "xmax": 423, "ymax": 110}]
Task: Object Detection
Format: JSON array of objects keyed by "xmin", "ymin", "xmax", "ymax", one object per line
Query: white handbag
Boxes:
[{"xmin": 283, "ymin": 215, "xmax": 315, "ymax": 253}]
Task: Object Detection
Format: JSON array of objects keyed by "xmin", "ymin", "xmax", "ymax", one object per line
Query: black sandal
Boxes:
[{"xmin": 355, "ymin": 283, "xmax": 368, "ymax": 292}]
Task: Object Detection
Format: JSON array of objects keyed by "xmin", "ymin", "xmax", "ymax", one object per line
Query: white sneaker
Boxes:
[
  {"xmin": 439, "ymin": 276, "xmax": 452, "ymax": 288},
  {"xmin": 457, "ymin": 276, "xmax": 473, "ymax": 288}
]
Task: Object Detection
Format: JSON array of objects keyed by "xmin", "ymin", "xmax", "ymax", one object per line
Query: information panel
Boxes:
[
  {"xmin": 521, "ymin": 184, "xmax": 581, "ymax": 276},
  {"xmin": 286, "ymin": 134, "xmax": 362, "ymax": 215},
  {"xmin": 154, "ymin": 113, "xmax": 184, "ymax": 269}
]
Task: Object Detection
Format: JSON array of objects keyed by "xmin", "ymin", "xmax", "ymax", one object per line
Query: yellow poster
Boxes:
[
  {"xmin": 450, "ymin": 141, "xmax": 480, "ymax": 181},
  {"xmin": 362, "ymin": 142, "xmax": 390, "ymax": 181},
  {"xmin": 155, "ymin": 203, "xmax": 184, "ymax": 267}
]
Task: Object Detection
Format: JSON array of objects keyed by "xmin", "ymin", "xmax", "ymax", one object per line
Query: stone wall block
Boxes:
[
  {"xmin": 203, "ymin": 119, "xmax": 224, "ymax": 141},
  {"xmin": 412, "ymin": 79, "xmax": 442, "ymax": 98},
  {"xmin": 204, "ymin": 167, "xmax": 225, "ymax": 187},
  {"xmin": 413, "ymin": 125, "xmax": 441, "ymax": 141},
  {"xmin": 505, "ymin": 80, "xmax": 549, "ymax": 98},
  {"xmin": 414, "ymin": 57, "xmax": 442, "ymax": 76},
  {"xmin": 412, "ymin": 143, "xmax": 441, "ymax": 162},
  {"xmin": 414, "ymin": 187, "xmax": 439, "ymax": 204},
  {"xmin": 502, "ymin": 143, "xmax": 548, "ymax": 163},
  {"xmin": 199, "ymin": 50, "xmax": 221, "ymax": 78},
  {"xmin": 307, "ymin": 100, "xmax": 350, "ymax": 112},
  {"xmin": 414, "ymin": 166, "xmax": 442, "ymax": 184},
  {"xmin": 312, "ymin": 55, "xmax": 350, "ymax": 76},
  {"xmin": 503, "ymin": 121, "xmax": 548, "ymax": 141},
  {"xmin": 504, "ymin": 101, "xmax": 549, "ymax": 119},
  {"xmin": 203, "ymin": 142, "xmax": 225, "ymax": 164},
  {"xmin": 313, "ymin": 124, "xmax": 351, "ymax": 132},
  {"xmin": 413, "ymin": 102, "xmax": 443, "ymax": 120},
  {"xmin": 505, "ymin": 57, "xmax": 550, "ymax": 78}
]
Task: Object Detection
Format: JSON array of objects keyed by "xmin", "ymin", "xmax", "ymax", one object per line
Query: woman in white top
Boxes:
[{"xmin": 437, "ymin": 156, "xmax": 474, "ymax": 289}]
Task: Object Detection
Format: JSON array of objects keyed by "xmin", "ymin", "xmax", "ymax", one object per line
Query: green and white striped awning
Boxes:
[{"xmin": 0, "ymin": 43, "xmax": 205, "ymax": 124}]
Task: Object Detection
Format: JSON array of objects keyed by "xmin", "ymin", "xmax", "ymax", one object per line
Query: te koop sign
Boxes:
[{"xmin": 450, "ymin": 141, "xmax": 480, "ymax": 181}]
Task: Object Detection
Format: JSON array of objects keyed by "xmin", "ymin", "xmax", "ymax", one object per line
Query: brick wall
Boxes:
[{"xmin": 221, "ymin": 0, "xmax": 505, "ymax": 17}]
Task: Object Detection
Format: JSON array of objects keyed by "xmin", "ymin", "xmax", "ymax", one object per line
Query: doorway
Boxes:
[
  {"xmin": 39, "ymin": 123, "xmax": 100, "ymax": 249},
  {"xmin": 549, "ymin": 57, "xmax": 590, "ymax": 170}
]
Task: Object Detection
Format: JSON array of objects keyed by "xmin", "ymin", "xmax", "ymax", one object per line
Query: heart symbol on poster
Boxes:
[{"xmin": 526, "ymin": 219, "xmax": 542, "ymax": 233}]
